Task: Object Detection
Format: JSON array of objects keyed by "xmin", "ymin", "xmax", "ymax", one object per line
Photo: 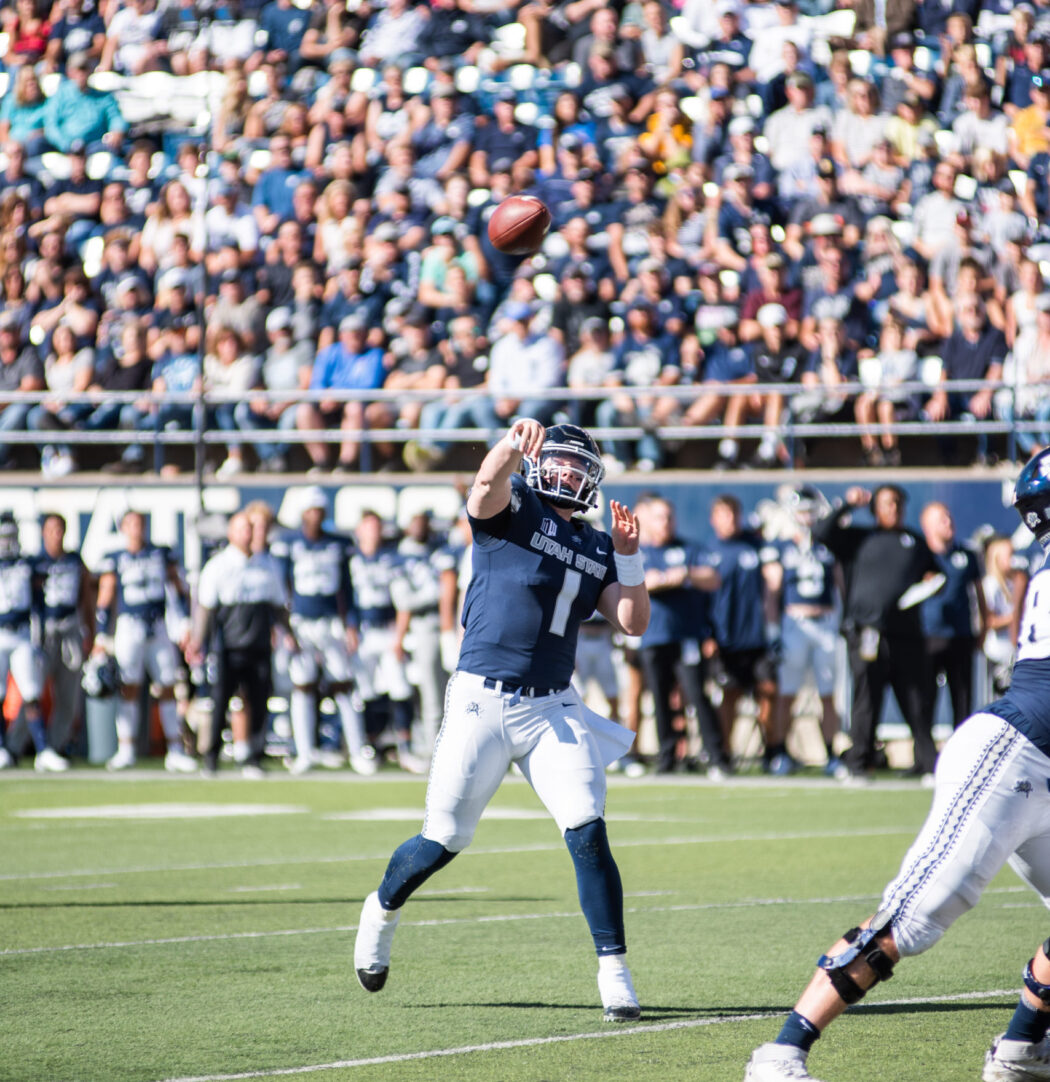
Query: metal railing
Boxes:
[{"xmin": 0, "ymin": 378, "xmax": 1038, "ymax": 475}]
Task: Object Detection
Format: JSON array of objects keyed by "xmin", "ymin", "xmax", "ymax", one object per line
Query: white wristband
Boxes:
[{"xmin": 614, "ymin": 551, "xmax": 645, "ymax": 587}]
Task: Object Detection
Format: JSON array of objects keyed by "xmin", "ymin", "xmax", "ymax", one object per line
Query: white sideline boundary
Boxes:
[
  {"xmin": 0, "ymin": 826, "xmax": 913, "ymax": 882},
  {"xmin": 156, "ymin": 988, "xmax": 1018, "ymax": 1082},
  {"xmin": 0, "ymin": 886, "xmax": 1026, "ymax": 957}
]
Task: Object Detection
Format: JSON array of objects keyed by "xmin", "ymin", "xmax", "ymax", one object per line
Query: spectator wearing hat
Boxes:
[
  {"xmin": 620, "ymin": 258, "xmax": 686, "ymax": 336},
  {"xmin": 205, "ymin": 182, "xmax": 261, "ymax": 265},
  {"xmin": 763, "ymin": 70, "xmax": 832, "ymax": 175},
  {"xmin": 743, "ymin": 302, "xmax": 805, "ymax": 467},
  {"xmin": 251, "ymin": 134, "xmax": 310, "ymax": 238},
  {"xmin": 605, "ymin": 164, "xmax": 665, "ymax": 284},
  {"xmin": 925, "ymin": 295, "xmax": 1006, "ymax": 465},
  {"xmin": 593, "ymin": 85, "xmax": 645, "ymax": 174},
  {"xmin": 150, "ymin": 268, "xmax": 200, "ymax": 355},
  {"xmin": 784, "ymin": 162, "xmax": 863, "ymax": 259},
  {"xmin": 43, "ymin": 51, "xmax": 126, "ymax": 153},
  {"xmin": 550, "ymin": 266, "xmax": 611, "ymax": 358},
  {"xmin": 486, "ymin": 301, "xmax": 566, "ymax": 429},
  {"xmin": 740, "ymin": 253, "xmax": 802, "ymax": 342},
  {"xmin": 234, "ymin": 307, "xmax": 313, "ymax": 473},
  {"xmin": 1009, "ymin": 70, "xmax": 1050, "ymax": 170},
  {"xmin": 688, "ymin": 84, "xmax": 731, "ymax": 168},
  {"xmin": 469, "ymin": 89, "xmax": 537, "ymax": 188},
  {"xmin": 879, "ymin": 33, "xmax": 939, "ymax": 116},
  {"xmin": 713, "ymin": 115, "xmax": 775, "ymax": 203},
  {"xmin": 0, "ymin": 314, "xmax": 43, "ymax": 467},
  {"xmin": 855, "ymin": 314, "xmax": 919, "ymax": 466},
  {"xmin": 800, "ymin": 243, "xmax": 870, "ymax": 352},
  {"xmin": 210, "ymin": 268, "xmax": 266, "ymax": 353},
  {"xmin": 712, "ymin": 162, "xmax": 762, "ymax": 272},
  {"xmin": 298, "ymin": 313, "xmax": 389, "ymax": 472},
  {"xmin": 139, "ymin": 314, "xmax": 201, "ymax": 473},
  {"xmin": 696, "ymin": 1, "xmax": 753, "ymax": 84}
]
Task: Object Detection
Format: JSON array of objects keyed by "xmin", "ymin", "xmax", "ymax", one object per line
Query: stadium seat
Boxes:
[
  {"xmin": 247, "ymin": 69, "xmax": 269, "ymax": 98},
  {"xmin": 492, "ymin": 21, "xmax": 526, "ymax": 55},
  {"xmin": 953, "ymin": 173, "xmax": 977, "ymax": 202},
  {"xmin": 805, "ymin": 9, "xmax": 856, "ymax": 41},
  {"xmin": 86, "ymin": 152, "xmax": 115, "ymax": 180},
  {"xmin": 467, "ymin": 186, "xmax": 491, "ymax": 206},
  {"xmin": 40, "ymin": 151, "xmax": 72, "ymax": 180},
  {"xmin": 0, "ymin": 73, "xmax": 8, "ymax": 98},
  {"xmin": 40, "ymin": 72, "xmax": 61, "ymax": 96},
  {"xmin": 859, "ymin": 357, "xmax": 882, "ymax": 388},
  {"xmin": 351, "ymin": 67, "xmax": 377, "ymax": 93},
  {"xmin": 849, "ymin": 50, "xmax": 872, "ymax": 77},
  {"xmin": 532, "ymin": 273, "xmax": 558, "ymax": 301},
  {"xmin": 920, "ymin": 357, "xmax": 943, "ymax": 387},
  {"xmin": 975, "ymin": 42, "xmax": 992, "ymax": 72},
  {"xmin": 89, "ymin": 71, "xmax": 125, "ymax": 93},
  {"xmin": 562, "ymin": 62, "xmax": 582, "ymax": 88},
  {"xmin": 508, "ymin": 64, "xmax": 536, "ymax": 91},
  {"xmin": 914, "ymin": 45, "xmax": 932, "ymax": 72},
  {"xmin": 455, "ymin": 65, "xmax": 481, "ymax": 94},
  {"xmin": 248, "ymin": 148, "xmax": 272, "ymax": 172},
  {"xmin": 678, "ymin": 96, "xmax": 705, "ymax": 122},
  {"xmin": 1009, "ymin": 170, "xmax": 1028, "ymax": 197},
  {"xmin": 80, "ymin": 235, "xmax": 106, "ymax": 278},
  {"xmin": 514, "ymin": 101, "xmax": 539, "ymax": 125},
  {"xmin": 402, "ymin": 66, "xmax": 429, "ymax": 95}
]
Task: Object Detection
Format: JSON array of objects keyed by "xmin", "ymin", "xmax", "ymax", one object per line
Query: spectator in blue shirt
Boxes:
[
  {"xmin": 0, "ymin": 67, "xmax": 49, "ymax": 157},
  {"xmin": 257, "ymin": 0, "xmax": 311, "ymax": 69},
  {"xmin": 42, "ymin": 51, "xmax": 127, "ymax": 153},
  {"xmin": 251, "ymin": 134, "xmax": 309, "ymax": 237},
  {"xmin": 297, "ymin": 313, "xmax": 389, "ymax": 472}
]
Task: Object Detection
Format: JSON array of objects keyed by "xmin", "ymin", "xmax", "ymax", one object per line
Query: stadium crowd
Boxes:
[
  {"xmin": 0, "ymin": 481, "xmax": 1029, "ymax": 780},
  {"xmin": 0, "ymin": 0, "xmax": 1049, "ymax": 473}
]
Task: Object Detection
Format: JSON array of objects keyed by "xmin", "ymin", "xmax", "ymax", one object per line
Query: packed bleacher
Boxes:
[{"xmin": 0, "ymin": 0, "xmax": 1049, "ymax": 475}]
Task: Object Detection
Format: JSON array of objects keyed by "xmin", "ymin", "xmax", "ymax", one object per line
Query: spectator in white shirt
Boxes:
[{"xmin": 486, "ymin": 302, "xmax": 566, "ymax": 427}]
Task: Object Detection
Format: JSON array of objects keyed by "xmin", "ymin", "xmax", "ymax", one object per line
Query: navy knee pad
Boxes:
[{"xmin": 564, "ymin": 819, "xmax": 625, "ymax": 955}]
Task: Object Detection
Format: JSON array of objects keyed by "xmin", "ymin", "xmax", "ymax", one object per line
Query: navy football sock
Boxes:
[
  {"xmin": 775, "ymin": 1010, "xmax": 821, "ymax": 1052},
  {"xmin": 1005, "ymin": 997, "xmax": 1050, "ymax": 1044},
  {"xmin": 564, "ymin": 819, "xmax": 625, "ymax": 955},
  {"xmin": 27, "ymin": 717, "xmax": 47, "ymax": 754},
  {"xmin": 377, "ymin": 834, "xmax": 457, "ymax": 910}
]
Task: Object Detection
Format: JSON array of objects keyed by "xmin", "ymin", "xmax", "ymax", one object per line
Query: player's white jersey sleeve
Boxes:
[{"xmin": 1016, "ymin": 567, "xmax": 1050, "ymax": 662}]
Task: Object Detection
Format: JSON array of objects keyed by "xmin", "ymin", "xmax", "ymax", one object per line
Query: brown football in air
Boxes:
[{"xmin": 487, "ymin": 195, "xmax": 552, "ymax": 255}]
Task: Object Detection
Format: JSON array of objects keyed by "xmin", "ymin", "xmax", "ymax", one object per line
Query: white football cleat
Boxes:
[
  {"xmin": 398, "ymin": 750, "xmax": 429, "ymax": 775},
  {"xmin": 354, "ymin": 890, "xmax": 401, "ymax": 992},
  {"xmin": 0, "ymin": 747, "xmax": 14, "ymax": 769},
  {"xmin": 316, "ymin": 748, "xmax": 346, "ymax": 769},
  {"xmin": 287, "ymin": 755, "xmax": 313, "ymax": 775},
  {"xmin": 350, "ymin": 750, "xmax": 379, "ymax": 776},
  {"xmin": 745, "ymin": 1043, "xmax": 822, "ymax": 1081},
  {"xmin": 164, "ymin": 749, "xmax": 198, "ymax": 774},
  {"xmin": 597, "ymin": 956, "xmax": 641, "ymax": 1022},
  {"xmin": 106, "ymin": 746, "xmax": 137, "ymax": 771},
  {"xmin": 34, "ymin": 747, "xmax": 71, "ymax": 773},
  {"xmin": 983, "ymin": 1033, "xmax": 1050, "ymax": 1081}
]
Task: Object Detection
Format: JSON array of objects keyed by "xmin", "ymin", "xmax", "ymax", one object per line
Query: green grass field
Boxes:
[{"xmin": 0, "ymin": 769, "xmax": 1036, "ymax": 1082}]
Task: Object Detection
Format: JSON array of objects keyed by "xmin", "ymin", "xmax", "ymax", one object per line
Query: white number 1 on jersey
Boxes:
[{"xmin": 549, "ymin": 569, "xmax": 582, "ymax": 637}]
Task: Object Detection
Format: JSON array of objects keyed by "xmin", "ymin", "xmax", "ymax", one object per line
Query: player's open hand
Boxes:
[
  {"xmin": 610, "ymin": 500, "xmax": 640, "ymax": 554},
  {"xmin": 507, "ymin": 418, "xmax": 545, "ymax": 459}
]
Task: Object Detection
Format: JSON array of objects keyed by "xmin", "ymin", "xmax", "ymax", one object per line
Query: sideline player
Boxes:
[
  {"xmin": 354, "ymin": 420, "xmax": 651, "ymax": 1021},
  {"xmin": 271, "ymin": 487, "xmax": 374, "ymax": 776},
  {"xmin": 93, "ymin": 510, "xmax": 196, "ymax": 772},
  {"xmin": 745, "ymin": 447, "xmax": 1050, "ymax": 1082}
]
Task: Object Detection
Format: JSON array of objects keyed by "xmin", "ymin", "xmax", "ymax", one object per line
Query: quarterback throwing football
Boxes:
[{"xmin": 354, "ymin": 419, "xmax": 650, "ymax": 1021}]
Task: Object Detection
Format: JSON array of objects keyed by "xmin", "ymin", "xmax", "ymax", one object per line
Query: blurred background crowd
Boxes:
[
  {"xmin": 2, "ymin": 0, "xmax": 1050, "ymax": 474},
  {"xmin": 0, "ymin": 480, "xmax": 1029, "ymax": 781}
]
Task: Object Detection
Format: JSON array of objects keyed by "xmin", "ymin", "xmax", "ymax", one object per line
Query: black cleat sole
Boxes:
[
  {"xmin": 602, "ymin": 1006, "xmax": 641, "ymax": 1023},
  {"xmin": 356, "ymin": 966, "xmax": 389, "ymax": 992}
]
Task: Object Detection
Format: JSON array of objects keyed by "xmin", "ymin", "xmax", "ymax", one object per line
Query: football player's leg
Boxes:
[
  {"xmin": 110, "ymin": 617, "xmax": 146, "ymax": 769},
  {"xmin": 0, "ymin": 639, "xmax": 15, "ymax": 765},
  {"xmin": 749, "ymin": 713, "xmax": 1033, "ymax": 1080},
  {"xmin": 322, "ymin": 623, "xmax": 372, "ymax": 772},
  {"xmin": 147, "ymin": 630, "xmax": 193, "ymax": 771},
  {"xmin": 9, "ymin": 640, "xmax": 45, "ymax": 755},
  {"xmin": 983, "ymin": 824, "xmax": 1050, "ymax": 1078},
  {"xmin": 288, "ymin": 640, "xmax": 320, "ymax": 772}
]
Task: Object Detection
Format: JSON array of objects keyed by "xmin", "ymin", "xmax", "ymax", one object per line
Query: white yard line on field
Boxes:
[
  {"xmin": 0, "ymin": 826, "xmax": 912, "ymax": 883},
  {"xmin": 0, "ymin": 886, "xmax": 1026, "ymax": 958},
  {"xmin": 155, "ymin": 988, "xmax": 1018, "ymax": 1082}
]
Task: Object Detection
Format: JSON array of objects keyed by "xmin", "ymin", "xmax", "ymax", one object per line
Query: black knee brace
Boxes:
[
  {"xmin": 1023, "ymin": 938, "xmax": 1050, "ymax": 1004},
  {"xmin": 817, "ymin": 917, "xmax": 896, "ymax": 1006}
]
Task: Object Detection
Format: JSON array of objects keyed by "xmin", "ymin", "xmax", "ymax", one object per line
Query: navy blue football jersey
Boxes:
[
  {"xmin": 0, "ymin": 555, "xmax": 35, "ymax": 629},
  {"xmin": 458, "ymin": 474, "xmax": 617, "ymax": 687},
  {"xmin": 35, "ymin": 551, "xmax": 87, "ymax": 623},
  {"xmin": 349, "ymin": 547, "xmax": 402, "ymax": 628},
  {"xmin": 921, "ymin": 543, "xmax": 980, "ymax": 639},
  {"xmin": 638, "ymin": 538, "xmax": 715, "ymax": 647},
  {"xmin": 708, "ymin": 532, "xmax": 769, "ymax": 651},
  {"xmin": 97, "ymin": 544, "xmax": 174, "ymax": 625},
  {"xmin": 770, "ymin": 537, "xmax": 837, "ymax": 610},
  {"xmin": 271, "ymin": 531, "xmax": 353, "ymax": 621}
]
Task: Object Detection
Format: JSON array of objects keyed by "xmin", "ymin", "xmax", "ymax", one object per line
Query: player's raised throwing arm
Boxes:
[
  {"xmin": 597, "ymin": 500, "xmax": 650, "ymax": 637},
  {"xmin": 466, "ymin": 418, "xmax": 546, "ymax": 520}
]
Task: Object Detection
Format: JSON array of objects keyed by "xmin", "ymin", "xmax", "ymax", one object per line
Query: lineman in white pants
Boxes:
[
  {"xmin": 270, "ymin": 487, "xmax": 374, "ymax": 775},
  {"xmin": 0, "ymin": 513, "xmax": 53, "ymax": 771},
  {"xmin": 745, "ymin": 449, "xmax": 1050, "ymax": 1082},
  {"xmin": 91, "ymin": 511, "xmax": 196, "ymax": 772},
  {"xmin": 392, "ymin": 511, "xmax": 457, "ymax": 754}
]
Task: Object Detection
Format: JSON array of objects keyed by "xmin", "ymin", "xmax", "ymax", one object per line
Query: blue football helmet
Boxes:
[
  {"xmin": 521, "ymin": 423, "xmax": 604, "ymax": 513},
  {"xmin": 1014, "ymin": 448, "xmax": 1050, "ymax": 546},
  {"xmin": 82, "ymin": 653, "xmax": 120, "ymax": 699}
]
